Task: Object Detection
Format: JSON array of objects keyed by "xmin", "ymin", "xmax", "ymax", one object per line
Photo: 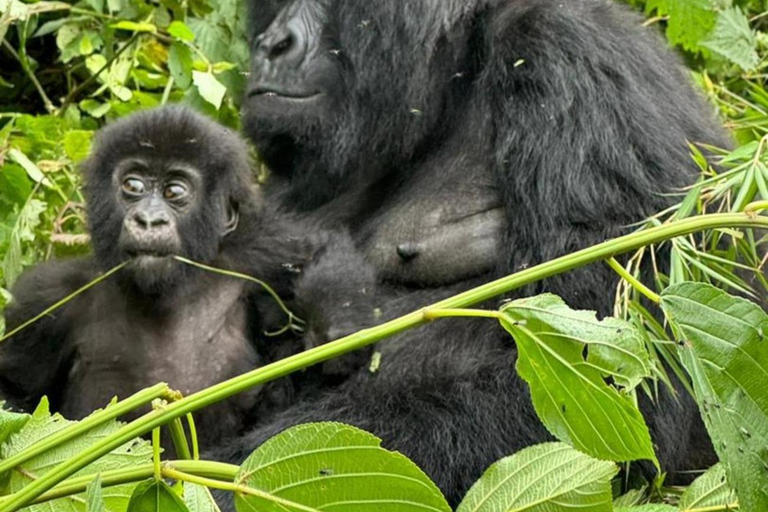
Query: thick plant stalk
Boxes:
[{"xmin": 3, "ymin": 211, "xmax": 768, "ymax": 511}]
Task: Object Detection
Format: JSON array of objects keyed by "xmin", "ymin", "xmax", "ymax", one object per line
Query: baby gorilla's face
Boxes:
[
  {"xmin": 113, "ymin": 158, "xmax": 198, "ymax": 292},
  {"xmin": 83, "ymin": 106, "xmax": 250, "ymax": 297}
]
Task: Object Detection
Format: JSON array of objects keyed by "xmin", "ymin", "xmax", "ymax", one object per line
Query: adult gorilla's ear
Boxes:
[{"xmin": 223, "ymin": 200, "xmax": 240, "ymax": 237}]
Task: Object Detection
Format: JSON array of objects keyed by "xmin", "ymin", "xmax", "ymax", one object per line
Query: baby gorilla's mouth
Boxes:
[{"xmin": 126, "ymin": 249, "xmax": 175, "ymax": 260}]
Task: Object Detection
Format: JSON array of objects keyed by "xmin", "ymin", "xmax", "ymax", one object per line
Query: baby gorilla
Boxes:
[{"xmin": 0, "ymin": 106, "xmax": 376, "ymax": 445}]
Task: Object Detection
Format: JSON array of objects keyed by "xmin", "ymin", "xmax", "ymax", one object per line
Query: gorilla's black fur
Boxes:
[
  {"xmin": 0, "ymin": 106, "xmax": 377, "ymax": 445},
  {"xmin": 215, "ymin": 0, "xmax": 728, "ymax": 506}
]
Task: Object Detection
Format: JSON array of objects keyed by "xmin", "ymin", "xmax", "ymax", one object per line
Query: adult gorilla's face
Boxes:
[{"xmin": 244, "ymin": 0, "xmax": 483, "ymax": 204}]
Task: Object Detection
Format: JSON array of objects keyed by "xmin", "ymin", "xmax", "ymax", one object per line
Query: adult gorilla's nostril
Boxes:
[
  {"xmin": 257, "ymin": 25, "xmax": 303, "ymax": 65},
  {"xmin": 269, "ymin": 33, "xmax": 294, "ymax": 60}
]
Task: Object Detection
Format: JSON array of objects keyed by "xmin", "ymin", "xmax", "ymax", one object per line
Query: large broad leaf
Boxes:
[
  {"xmin": 234, "ymin": 422, "xmax": 450, "ymax": 512},
  {"xmin": 1, "ymin": 398, "xmax": 153, "ymax": 511},
  {"xmin": 456, "ymin": 442, "xmax": 617, "ymax": 512},
  {"xmin": 661, "ymin": 282, "xmax": 768, "ymax": 511},
  {"xmin": 500, "ymin": 295, "xmax": 657, "ymax": 465},
  {"xmin": 679, "ymin": 463, "xmax": 737, "ymax": 511}
]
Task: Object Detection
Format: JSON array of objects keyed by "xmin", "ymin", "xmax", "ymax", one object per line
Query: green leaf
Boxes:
[
  {"xmin": 1, "ymin": 398, "xmax": 154, "ymax": 512},
  {"xmin": 2, "ymin": 198, "xmax": 47, "ymax": 287},
  {"xmin": 64, "ymin": 130, "xmax": 93, "ymax": 163},
  {"xmin": 614, "ymin": 506, "xmax": 677, "ymax": 512},
  {"xmin": 84, "ymin": 0, "xmax": 104, "ymax": 14},
  {"xmin": 645, "ymin": 0, "xmax": 717, "ymax": 52},
  {"xmin": 183, "ymin": 482, "xmax": 220, "ymax": 512},
  {"xmin": 86, "ymin": 474, "xmax": 105, "ymax": 512},
  {"xmin": 661, "ymin": 282, "xmax": 768, "ymax": 511},
  {"xmin": 127, "ymin": 479, "xmax": 190, "ymax": 512},
  {"xmin": 0, "ymin": 406, "xmax": 30, "ymax": 446},
  {"xmin": 79, "ymin": 99, "xmax": 112, "ymax": 119},
  {"xmin": 701, "ymin": 7, "xmax": 759, "ymax": 71},
  {"xmin": 500, "ymin": 294, "xmax": 657, "ymax": 464},
  {"xmin": 168, "ymin": 20, "xmax": 195, "ymax": 41},
  {"xmin": 7, "ymin": 148, "xmax": 49, "ymax": 186},
  {"xmin": 0, "ymin": 163, "xmax": 33, "ymax": 205},
  {"xmin": 456, "ymin": 443, "xmax": 617, "ymax": 512},
  {"xmin": 111, "ymin": 21, "xmax": 157, "ymax": 33},
  {"xmin": 192, "ymin": 71, "xmax": 226, "ymax": 109},
  {"xmin": 679, "ymin": 463, "xmax": 737, "ymax": 511},
  {"xmin": 169, "ymin": 43, "xmax": 193, "ymax": 90},
  {"xmin": 234, "ymin": 422, "xmax": 450, "ymax": 512},
  {"xmin": 212, "ymin": 61, "xmax": 236, "ymax": 74}
]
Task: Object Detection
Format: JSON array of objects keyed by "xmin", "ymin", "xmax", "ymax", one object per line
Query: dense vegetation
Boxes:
[{"xmin": 1, "ymin": 0, "xmax": 768, "ymax": 511}]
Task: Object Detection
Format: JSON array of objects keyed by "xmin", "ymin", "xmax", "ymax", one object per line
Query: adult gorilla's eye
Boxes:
[
  {"xmin": 163, "ymin": 183, "xmax": 188, "ymax": 201},
  {"xmin": 122, "ymin": 178, "xmax": 146, "ymax": 196}
]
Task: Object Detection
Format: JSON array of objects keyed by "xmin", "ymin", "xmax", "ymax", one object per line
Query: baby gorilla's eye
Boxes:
[
  {"xmin": 164, "ymin": 183, "xmax": 188, "ymax": 201},
  {"xmin": 122, "ymin": 178, "xmax": 146, "ymax": 196}
]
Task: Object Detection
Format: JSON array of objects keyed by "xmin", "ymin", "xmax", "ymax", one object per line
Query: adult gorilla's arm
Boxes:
[
  {"xmin": 0, "ymin": 259, "xmax": 93, "ymax": 410},
  {"xmin": 484, "ymin": 1, "xmax": 728, "ymax": 314}
]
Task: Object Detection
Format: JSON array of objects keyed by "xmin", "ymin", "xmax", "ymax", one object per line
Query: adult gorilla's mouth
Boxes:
[{"xmin": 247, "ymin": 85, "xmax": 321, "ymax": 101}]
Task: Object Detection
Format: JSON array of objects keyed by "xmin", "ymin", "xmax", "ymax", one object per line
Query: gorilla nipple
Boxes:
[{"xmin": 396, "ymin": 242, "xmax": 421, "ymax": 262}]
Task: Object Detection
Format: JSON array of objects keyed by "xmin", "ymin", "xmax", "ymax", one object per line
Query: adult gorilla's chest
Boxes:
[
  {"xmin": 62, "ymin": 279, "xmax": 260, "ymax": 434},
  {"xmin": 355, "ymin": 157, "xmax": 506, "ymax": 287}
]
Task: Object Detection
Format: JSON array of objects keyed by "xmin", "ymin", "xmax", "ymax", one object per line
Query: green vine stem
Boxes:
[
  {"xmin": 30, "ymin": 461, "xmax": 238, "ymax": 505},
  {"xmin": 606, "ymin": 256, "xmax": 661, "ymax": 304},
  {"xmin": 3, "ymin": 211, "xmax": 768, "ymax": 511}
]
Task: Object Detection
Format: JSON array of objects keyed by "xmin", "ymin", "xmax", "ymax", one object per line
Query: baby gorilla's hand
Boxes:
[{"xmin": 295, "ymin": 232, "xmax": 380, "ymax": 380}]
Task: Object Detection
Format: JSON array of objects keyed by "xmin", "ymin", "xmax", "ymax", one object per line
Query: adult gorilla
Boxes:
[{"xmin": 219, "ymin": 0, "xmax": 728, "ymax": 504}]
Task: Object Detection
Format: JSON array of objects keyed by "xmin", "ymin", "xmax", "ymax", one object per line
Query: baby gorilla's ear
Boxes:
[
  {"xmin": 223, "ymin": 200, "xmax": 240, "ymax": 236},
  {"xmin": 294, "ymin": 232, "xmax": 380, "ymax": 380}
]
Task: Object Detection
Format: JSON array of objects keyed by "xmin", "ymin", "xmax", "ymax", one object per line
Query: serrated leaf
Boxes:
[
  {"xmin": 1, "ymin": 398, "xmax": 154, "ymax": 512},
  {"xmin": 169, "ymin": 43, "xmax": 193, "ymax": 90},
  {"xmin": 86, "ymin": 474, "xmax": 105, "ymax": 512},
  {"xmin": 456, "ymin": 442, "xmax": 617, "ymax": 512},
  {"xmin": 168, "ymin": 20, "xmax": 195, "ymax": 41},
  {"xmin": 234, "ymin": 422, "xmax": 450, "ymax": 512},
  {"xmin": 184, "ymin": 482, "xmax": 220, "ymax": 512},
  {"xmin": 500, "ymin": 294, "xmax": 657, "ymax": 465},
  {"xmin": 661, "ymin": 282, "xmax": 768, "ymax": 511},
  {"xmin": 128, "ymin": 480, "xmax": 189, "ymax": 512},
  {"xmin": 701, "ymin": 7, "xmax": 759, "ymax": 71},
  {"xmin": 192, "ymin": 71, "xmax": 226, "ymax": 109},
  {"xmin": 679, "ymin": 463, "xmax": 737, "ymax": 511}
]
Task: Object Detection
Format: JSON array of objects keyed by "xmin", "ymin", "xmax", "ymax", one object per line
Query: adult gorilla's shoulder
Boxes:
[{"xmin": 224, "ymin": 0, "xmax": 726, "ymax": 506}]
